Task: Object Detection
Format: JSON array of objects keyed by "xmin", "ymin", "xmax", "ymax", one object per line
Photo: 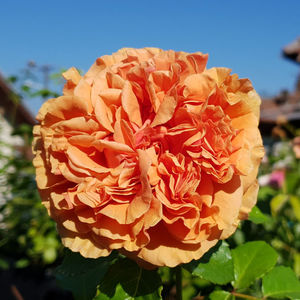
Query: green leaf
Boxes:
[
  {"xmin": 95, "ymin": 284, "xmax": 132, "ymax": 300},
  {"xmin": 31, "ymin": 89, "xmax": 58, "ymax": 98},
  {"xmin": 21, "ymin": 84, "xmax": 30, "ymax": 93},
  {"xmin": 55, "ymin": 250, "xmax": 117, "ymax": 300},
  {"xmin": 232, "ymin": 241, "xmax": 278, "ymax": 289},
  {"xmin": 262, "ymin": 266, "xmax": 300, "ymax": 299},
  {"xmin": 285, "ymin": 172, "xmax": 300, "ymax": 194},
  {"xmin": 248, "ymin": 206, "xmax": 271, "ymax": 224},
  {"xmin": 95, "ymin": 284, "xmax": 162, "ymax": 300},
  {"xmin": 98, "ymin": 258, "xmax": 162, "ymax": 299},
  {"xmin": 188, "ymin": 241, "xmax": 234, "ymax": 285},
  {"xmin": 0, "ymin": 258, "xmax": 9, "ymax": 270},
  {"xmin": 294, "ymin": 252, "xmax": 300, "ymax": 277},
  {"xmin": 185, "ymin": 241, "xmax": 222, "ymax": 271},
  {"xmin": 43, "ymin": 247, "xmax": 57, "ymax": 264},
  {"xmin": 182, "ymin": 284, "xmax": 196, "ymax": 300},
  {"xmin": 209, "ymin": 290, "xmax": 233, "ymax": 300},
  {"xmin": 290, "ymin": 196, "xmax": 300, "ymax": 221},
  {"xmin": 270, "ymin": 194, "xmax": 288, "ymax": 216},
  {"xmin": 7, "ymin": 75, "xmax": 18, "ymax": 83},
  {"xmin": 258, "ymin": 185, "xmax": 277, "ymax": 202},
  {"xmin": 232, "ymin": 229, "xmax": 245, "ymax": 246},
  {"xmin": 158, "ymin": 267, "xmax": 171, "ymax": 284},
  {"xmin": 15, "ymin": 258, "xmax": 30, "ymax": 268}
]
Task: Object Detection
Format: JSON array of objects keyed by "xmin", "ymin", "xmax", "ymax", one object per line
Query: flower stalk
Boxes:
[
  {"xmin": 175, "ymin": 266, "xmax": 183, "ymax": 300},
  {"xmin": 231, "ymin": 292, "xmax": 262, "ymax": 300}
]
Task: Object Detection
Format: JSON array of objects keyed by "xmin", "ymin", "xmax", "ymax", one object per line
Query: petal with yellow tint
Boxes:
[
  {"xmin": 183, "ymin": 73, "xmax": 216, "ymax": 99},
  {"xmin": 212, "ymin": 175, "xmax": 243, "ymax": 231},
  {"xmin": 151, "ymin": 95, "xmax": 177, "ymax": 127},
  {"xmin": 121, "ymin": 81, "xmax": 142, "ymax": 127}
]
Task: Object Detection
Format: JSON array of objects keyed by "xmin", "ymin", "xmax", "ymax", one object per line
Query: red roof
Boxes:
[
  {"xmin": 283, "ymin": 37, "xmax": 300, "ymax": 64},
  {"xmin": 0, "ymin": 74, "xmax": 36, "ymax": 126}
]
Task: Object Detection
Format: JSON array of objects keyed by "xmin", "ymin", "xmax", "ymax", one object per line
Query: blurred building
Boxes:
[
  {"xmin": 260, "ymin": 37, "xmax": 300, "ymax": 137},
  {"xmin": 0, "ymin": 74, "xmax": 35, "ymax": 204},
  {"xmin": 0, "ymin": 74, "xmax": 35, "ymax": 157}
]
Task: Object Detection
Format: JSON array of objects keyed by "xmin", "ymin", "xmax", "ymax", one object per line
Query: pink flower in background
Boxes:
[{"xmin": 269, "ymin": 170, "xmax": 285, "ymax": 189}]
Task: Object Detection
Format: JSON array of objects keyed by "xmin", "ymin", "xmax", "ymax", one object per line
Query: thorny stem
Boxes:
[
  {"xmin": 11, "ymin": 285, "xmax": 24, "ymax": 300},
  {"xmin": 231, "ymin": 291, "xmax": 263, "ymax": 300},
  {"xmin": 175, "ymin": 265, "xmax": 183, "ymax": 300}
]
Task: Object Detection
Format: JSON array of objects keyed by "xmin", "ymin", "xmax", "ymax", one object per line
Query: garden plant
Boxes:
[{"xmin": 1, "ymin": 48, "xmax": 300, "ymax": 300}]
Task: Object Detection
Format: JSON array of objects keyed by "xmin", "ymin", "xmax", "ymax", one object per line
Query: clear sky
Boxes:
[{"xmin": 1, "ymin": 0, "xmax": 300, "ymax": 113}]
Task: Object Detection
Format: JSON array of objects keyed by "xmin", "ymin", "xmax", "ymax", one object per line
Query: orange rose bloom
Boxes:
[{"xmin": 33, "ymin": 48, "xmax": 264, "ymax": 267}]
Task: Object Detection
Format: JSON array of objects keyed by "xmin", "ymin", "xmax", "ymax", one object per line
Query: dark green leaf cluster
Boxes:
[
  {"xmin": 55, "ymin": 240, "xmax": 300, "ymax": 300},
  {"xmin": 55, "ymin": 251, "xmax": 162, "ymax": 300}
]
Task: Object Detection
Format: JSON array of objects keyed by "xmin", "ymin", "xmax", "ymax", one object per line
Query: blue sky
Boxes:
[{"xmin": 1, "ymin": 0, "xmax": 300, "ymax": 113}]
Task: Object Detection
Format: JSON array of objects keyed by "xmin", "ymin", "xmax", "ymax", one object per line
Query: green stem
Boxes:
[
  {"xmin": 231, "ymin": 292, "xmax": 262, "ymax": 300},
  {"xmin": 175, "ymin": 265, "xmax": 182, "ymax": 300}
]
